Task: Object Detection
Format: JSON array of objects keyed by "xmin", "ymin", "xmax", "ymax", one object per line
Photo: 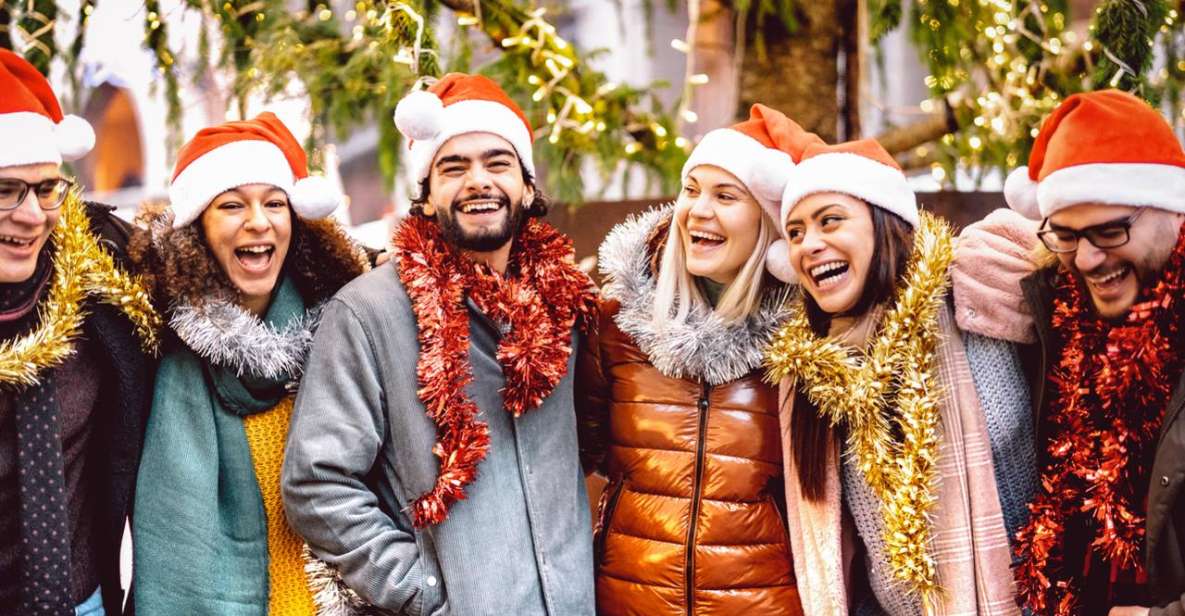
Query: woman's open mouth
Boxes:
[
  {"xmin": 689, "ymin": 230, "xmax": 726, "ymax": 250},
  {"xmin": 234, "ymin": 243, "xmax": 275, "ymax": 273},
  {"xmin": 809, "ymin": 260, "xmax": 850, "ymax": 290}
]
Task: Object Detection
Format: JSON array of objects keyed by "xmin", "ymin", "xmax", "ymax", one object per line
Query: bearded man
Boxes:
[
  {"xmin": 1005, "ymin": 89, "xmax": 1185, "ymax": 616},
  {"xmin": 0, "ymin": 49, "xmax": 158, "ymax": 615},
  {"xmin": 282, "ymin": 73, "xmax": 597, "ymax": 615}
]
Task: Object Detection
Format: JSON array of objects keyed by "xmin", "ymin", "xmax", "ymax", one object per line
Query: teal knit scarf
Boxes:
[{"xmin": 133, "ymin": 277, "xmax": 308, "ymax": 616}]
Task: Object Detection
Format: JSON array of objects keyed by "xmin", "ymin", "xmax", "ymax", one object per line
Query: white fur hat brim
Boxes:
[
  {"xmin": 781, "ymin": 152, "xmax": 918, "ymax": 229},
  {"xmin": 682, "ymin": 128, "xmax": 794, "ymax": 221},
  {"xmin": 1007, "ymin": 162, "xmax": 1185, "ymax": 219},
  {"xmin": 169, "ymin": 140, "xmax": 342, "ymax": 228},
  {"xmin": 0, "ymin": 111, "xmax": 95, "ymax": 168}
]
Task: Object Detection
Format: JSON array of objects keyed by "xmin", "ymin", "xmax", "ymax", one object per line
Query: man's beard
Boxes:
[{"xmin": 438, "ymin": 192, "xmax": 527, "ymax": 252}]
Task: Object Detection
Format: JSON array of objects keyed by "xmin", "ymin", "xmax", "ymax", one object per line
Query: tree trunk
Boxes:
[
  {"xmin": 839, "ymin": 0, "xmax": 863, "ymax": 140},
  {"xmin": 737, "ymin": 1, "xmax": 841, "ymax": 142},
  {"xmin": 684, "ymin": 0, "xmax": 741, "ymax": 141}
]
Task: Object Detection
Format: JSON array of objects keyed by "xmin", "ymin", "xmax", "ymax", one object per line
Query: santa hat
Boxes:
[
  {"xmin": 772, "ymin": 139, "xmax": 915, "ymax": 284},
  {"xmin": 394, "ymin": 73, "xmax": 534, "ymax": 197},
  {"xmin": 683, "ymin": 104, "xmax": 824, "ymax": 283},
  {"xmin": 0, "ymin": 48, "xmax": 95, "ymax": 168},
  {"xmin": 780, "ymin": 138, "xmax": 917, "ymax": 257},
  {"xmin": 168, "ymin": 112, "xmax": 342, "ymax": 229},
  {"xmin": 1004, "ymin": 89, "xmax": 1185, "ymax": 220}
]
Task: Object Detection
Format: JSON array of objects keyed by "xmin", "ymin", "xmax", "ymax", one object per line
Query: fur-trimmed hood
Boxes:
[
  {"xmin": 597, "ymin": 205, "xmax": 789, "ymax": 386},
  {"xmin": 128, "ymin": 209, "xmax": 370, "ymax": 380}
]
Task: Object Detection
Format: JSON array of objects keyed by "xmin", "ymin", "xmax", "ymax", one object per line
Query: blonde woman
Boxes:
[{"xmin": 576, "ymin": 106, "xmax": 819, "ymax": 616}]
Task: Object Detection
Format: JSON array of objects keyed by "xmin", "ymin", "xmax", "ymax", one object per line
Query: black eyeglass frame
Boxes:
[
  {"xmin": 1036, "ymin": 208, "xmax": 1147, "ymax": 254},
  {"xmin": 0, "ymin": 177, "xmax": 74, "ymax": 211}
]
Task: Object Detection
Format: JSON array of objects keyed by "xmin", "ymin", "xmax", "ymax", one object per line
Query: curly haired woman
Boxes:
[{"xmin": 128, "ymin": 113, "xmax": 370, "ymax": 616}]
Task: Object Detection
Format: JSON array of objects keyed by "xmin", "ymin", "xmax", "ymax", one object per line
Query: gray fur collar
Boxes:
[
  {"xmin": 170, "ymin": 297, "xmax": 320, "ymax": 381},
  {"xmin": 597, "ymin": 206, "xmax": 789, "ymax": 386}
]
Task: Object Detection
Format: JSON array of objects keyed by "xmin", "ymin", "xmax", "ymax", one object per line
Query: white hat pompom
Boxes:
[
  {"xmin": 765, "ymin": 238, "xmax": 798, "ymax": 284},
  {"xmin": 56, "ymin": 114, "xmax": 95, "ymax": 161},
  {"xmin": 1004, "ymin": 166, "xmax": 1041, "ymax": 220},
  {"xmin": 748, "ymin": 149, "xmax": 795, "ymax": 205},
  {"xmin": 289, "ymin": 175, "xmax": 343, "ymax": 219},
  {"xmin": 394, "ymin": 89, "xmax": 445, "ymax": 142}
]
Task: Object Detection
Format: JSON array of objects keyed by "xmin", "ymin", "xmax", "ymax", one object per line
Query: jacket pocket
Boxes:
[{"xmin": 594, "ymin": 479, "xmax": 626, "ymax": 565}]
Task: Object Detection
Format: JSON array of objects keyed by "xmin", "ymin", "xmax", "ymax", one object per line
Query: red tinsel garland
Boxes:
[
  {"xmin": 394, "ymin": 215, "xmax": 597, "ymax": 527},
  {"xmin": 1014, "ymin": 225, "xmax": 1185, "ymax": 615}
]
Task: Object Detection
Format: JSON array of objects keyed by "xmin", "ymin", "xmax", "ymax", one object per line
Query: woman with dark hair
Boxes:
[
  {"xmin": 577, "ymin": 105, "xmax": 818, "ymax": 616},
  {"xmin": 127, "ymin": 113, "xmax": 370, "ymax": 615},
  {"xmin": 765, "ymin": 139, "xmax": 1037, "ymax": 615}
]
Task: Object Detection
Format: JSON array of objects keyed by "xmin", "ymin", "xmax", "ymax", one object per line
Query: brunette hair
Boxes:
[{"xmin": 791, "ymin": 205, "xmax": 915, "ymax": 501}]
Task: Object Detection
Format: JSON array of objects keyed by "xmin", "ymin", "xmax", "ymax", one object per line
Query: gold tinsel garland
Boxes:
[
  {"xmin": 0, "ymin": 191, "xmax": 161, "ymax": 387},
  {"xmin": 765, "ymin": 211, "xmax": 954, "ymax": 602}
]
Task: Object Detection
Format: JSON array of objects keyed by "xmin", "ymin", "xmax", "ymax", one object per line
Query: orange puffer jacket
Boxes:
[{"xmin": 576, "ymin": 208, "xmax": 802, "ymax": 616}]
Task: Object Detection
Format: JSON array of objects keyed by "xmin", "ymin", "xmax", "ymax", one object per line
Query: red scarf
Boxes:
[
  {"xmin": 394, "ymin": 215, "xmax": 596, "ymax": 527},
  {"xmin": 1015, "ymin": 224, "xmax": 1185, "ymax": 615}
]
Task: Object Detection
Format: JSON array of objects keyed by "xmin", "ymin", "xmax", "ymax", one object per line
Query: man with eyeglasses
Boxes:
[
  {"xmin": 1000, "ymin": 90, "xmax": 1185, "ymax": 616},
  {"xmin": 0, "ymin": 49, "xmax": 158, "ymax": 616}
]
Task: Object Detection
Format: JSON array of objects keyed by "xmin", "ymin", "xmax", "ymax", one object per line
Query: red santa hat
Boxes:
[
  {"xmin": 683, "ymin": 104, "xmax": 824, "ymax": 283},
  {"xmin": 1004, "ymin": 89, "xmax": 1185, "ymax": 220},
  {"xmin": 0, "ymin": 48, "xmax": 95, "ymax": 168},
  {"xmin": 780, "ymin": 138, "xmax": 917, "ymax": 229},
  {"xmin": 394, "ymin": 73, "xmax": 534, "ymax": 197},
  {"xmin": 168, "ymin": 112, "xmax": 342, "ymax": 228},
  {"xmin": 773, "ymin": 139, "xmax": 915, "ymax": 284}
]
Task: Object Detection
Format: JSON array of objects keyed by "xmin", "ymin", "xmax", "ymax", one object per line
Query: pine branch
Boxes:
[{"xmin": 1091, "ymin": 0, "xmax": 1169, "ymax": 95}]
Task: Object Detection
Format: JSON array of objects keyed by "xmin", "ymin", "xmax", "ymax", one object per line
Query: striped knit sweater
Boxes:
[{"xmin": 842, "ymin": 331, "xmax": 1038, "ymax": 616}]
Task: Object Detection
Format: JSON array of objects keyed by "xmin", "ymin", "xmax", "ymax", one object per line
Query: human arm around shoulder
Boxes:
[
  {"xmin": 951, "ymin": 207, "xmax": 1043, "ymax": 343},
  {"xmin": 281, "ymin": 297, "xmax": 423, "ymax": 612},
  {"xmin": 575, "ymin": 298, "xmax": 614, "ymax": 476}
]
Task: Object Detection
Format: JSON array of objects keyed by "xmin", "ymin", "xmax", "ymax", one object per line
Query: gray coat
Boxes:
[{"xmin": 281, "ymin": 262, "xmax": 594, "ymax": 616}]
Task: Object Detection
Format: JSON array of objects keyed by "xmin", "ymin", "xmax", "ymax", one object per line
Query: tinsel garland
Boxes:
[
  {"xmin": 394, "ymin": 215, "xmax": 596, "ymax": 527},
  {"xmin": 0, "ymin": 191, "xmax": 161, "ymax": 387},
  {"xmin": 1013, "ymin": 224, "xmax": 1185, "ymax": 615},
  {"xmin": 765, "ymin": 211, "xmax": 954, "ymax": 600}
]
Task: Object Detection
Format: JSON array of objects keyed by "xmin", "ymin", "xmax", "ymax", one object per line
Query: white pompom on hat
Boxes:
[
  {"xmin": 682, "ymin": 104, "xmax": 825, "ymax": 283},
  {"xmin": 0, "ymin": 48, "xmax": 95, "ymax": 168},
  {"xmin": 168, "ymin": 112, "xmax": 344, "ymax": 228},
  {"xmin": 1005, "ymin": 89, "xmax": 1185, "ymax": 220},
  {"xmin": 764, "ymin": 238, "xmax": 797, "ymax": 284},
  {"xmin": 393, "ymin": 73, "xmax": 535, "ymax": 197}
]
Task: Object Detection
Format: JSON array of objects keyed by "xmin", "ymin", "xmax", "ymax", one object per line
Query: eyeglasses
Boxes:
[
  {"xmin": 1036, "ymin": 208, "xmax": 1146, "ymax": 254},
  {"xmin": 0, "ymin": 178, "xmax": 73, "ymax": 211}
]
